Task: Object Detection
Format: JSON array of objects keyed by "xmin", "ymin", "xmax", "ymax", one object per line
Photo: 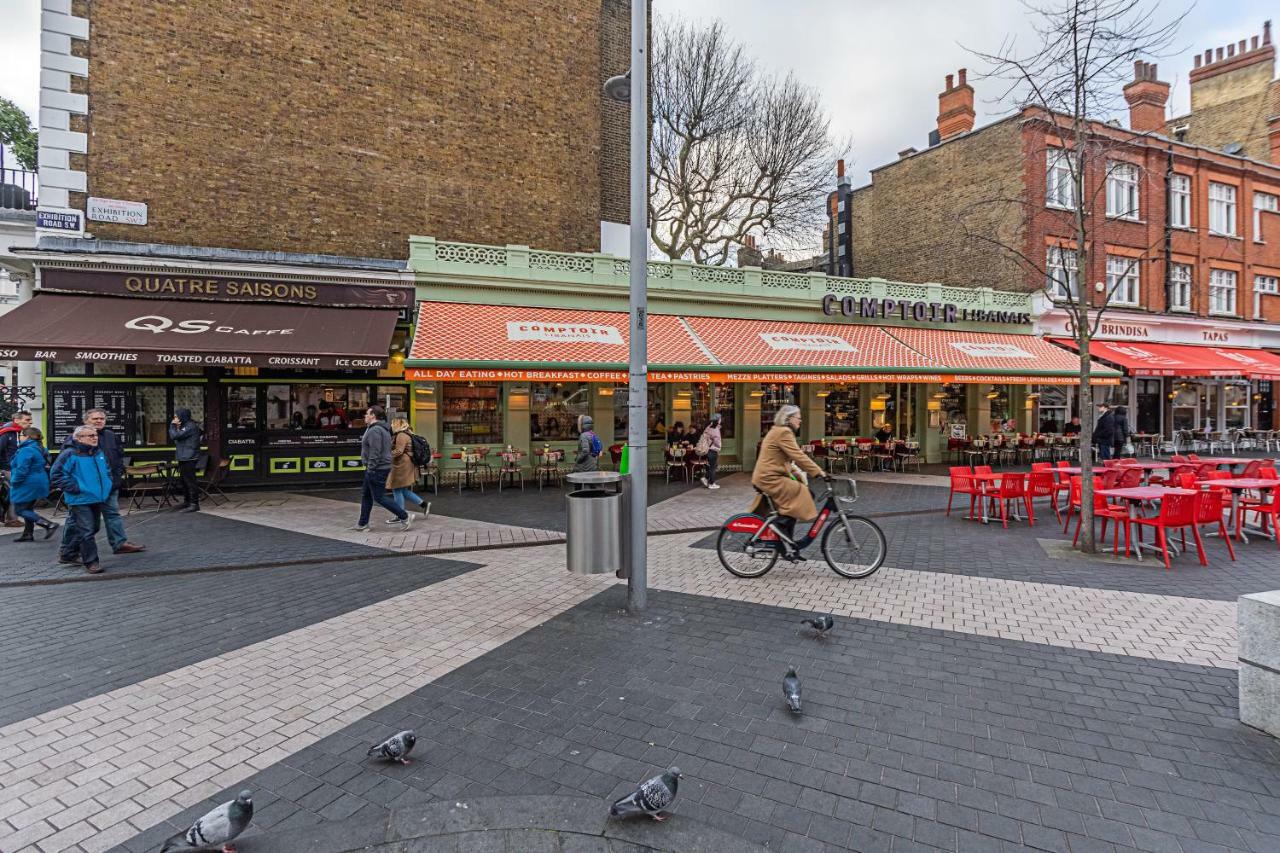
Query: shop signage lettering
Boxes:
[
  {"xmin": 505, "ymin": 322, "xmax": 625, "ymax": 345},
  {"xmin": 760, "ymin": 333, "xmax": 856, "ymax": 353},
  {"xmin": 1064, "ymin": 316, "xmax": 1151, "ymax": 339},
  {"xmin": 38, "ymin": 269, "xmax": 414, "ymax": 308},
  {"xmin": 1203, "ymin": 331, "xmax": 1230, "ymax": 342},
  {"xmin": 821, "ymin": 294, "xmax": 1031, "ymax": 325},
  {"xmin": 124, "ymin": 315, "xmax": 295, "ymax": 336},
  {"xmin": 949, "ymin": 342, "xmax": 1033, "ymax": 359},
  {"xmin": 4, "ymin": 347, "xmax": 384, "ymax": 369}
]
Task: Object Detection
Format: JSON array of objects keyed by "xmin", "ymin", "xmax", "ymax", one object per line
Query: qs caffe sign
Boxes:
[{"xmin": 39, "ymin": 268, "xmax": 414, "ymax": 309}]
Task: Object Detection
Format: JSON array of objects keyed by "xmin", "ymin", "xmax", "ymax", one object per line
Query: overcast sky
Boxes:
[{"xmin": 2, "ymin": 1, "xmax": 1274, "ymax": 187}]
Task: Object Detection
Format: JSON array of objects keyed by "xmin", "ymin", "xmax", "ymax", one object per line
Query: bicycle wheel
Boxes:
[
  {"xmin": 820, "ymin": 514, "xmax": 886, "ymax": 579},
  {"xmin": 716, "ymin": 523, "xmax": 779, "ymax": 578}
]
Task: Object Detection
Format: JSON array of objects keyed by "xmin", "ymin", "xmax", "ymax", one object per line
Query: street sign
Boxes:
[
  {"xmin": 35, "ymin": 207, "xmax": 84, "ymax": 234},
  {"xmin": 87, "ymin": 197, "xmax": 148, "ymax": 225}
]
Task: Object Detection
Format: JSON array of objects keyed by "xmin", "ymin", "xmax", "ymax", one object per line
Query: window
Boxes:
[
  {"xmin": 1169, "ymin": 263, "xmax": 1192, "ymax": 311},
  {"xmin": 1045, "ymin": 148, "xmax": 1075, "ymax": 208},
  {"xmin": 224, "ymin": 386, "xmax": 259, "ymax": 431},
  {"xmin": 1105, "ymin": 255, "xmax": 1140, "ymax": 306},
  {"xmin": 1209, "ymin": 182, "xmax": 1237, "ymax": 236},
  {"xmin": 1209, "ymin": 268, "xmax": 1238, "ymax": 315},
  {"xmin": 759, "ymin": 383, "xmax": 798, "ymax": 436},
  {"xmin": 1169, "ymin": 175, "xmax": 1191, "ymax": 228},
  {"xmin": 689, "ymin": 383, "xmax": 735, "ymax": 439},
  {"xmin": 1035, "ymin": 385, "xmax": 1068, "ymax": 433},
  {"xmin": 1255, "ymin": 192, "xmax": 1279, "ymax": 241},
  {"xmin": 136, "ymin": 385, "xmax": 175, "ymax": 447},
  {"xmin": 442, "ymin": 383, "xmax": 503, "ymax": 445},
  {"xmin": 611, "ymin": 385, "xmax": 670, "ymax": 441},
  {"xmin": 1224, "ymin": 383, "xmax": 1250, "ymax": 430},
  {"xmin": 1046, "ymin": 246, "xmax": 1079, "ymax": 300},
  {"xmin": 1105, "ymin": 161, "xmax": 1139, "ymax": 219},
  {"xmin": 1255, "ymin": 274, "xmax": 1279, "ymax": 317},
  {"xmin": 823, "ymin": 386, "xmax": 860, "ymax": 436},
  {"xmin": 1171, "ymin": 384, "xmax": 1198, "ymax": 431},
  {"xmin": 530, "ymin": 382, "xmax": 590, "ymax": 441}
]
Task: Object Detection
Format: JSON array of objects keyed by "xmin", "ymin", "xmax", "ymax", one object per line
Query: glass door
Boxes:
[
  {"xmin": 1171, "ymin": 383, "xmax": 1199, "ymax": 433},
  {"xmin": 1135, "ymin": 379, "xmax": 1162, "ymax": 436}
]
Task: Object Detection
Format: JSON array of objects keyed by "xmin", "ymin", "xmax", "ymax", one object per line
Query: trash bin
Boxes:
[{"xmin": 566, "ymin": 471, "xmax": 626, "ymax": 575}]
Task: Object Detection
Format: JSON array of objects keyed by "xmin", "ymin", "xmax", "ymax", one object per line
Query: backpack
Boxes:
[
  {"xmin": 694, "ymin": 430, "xmax": 712, "ymax": 456},
  {"xmin": 407, "ymin": 431, "xmax": 432, "ymax": 467},
  {"xmin": 586, "ymin": 431, "xmax": 602, "ymax": 457}
]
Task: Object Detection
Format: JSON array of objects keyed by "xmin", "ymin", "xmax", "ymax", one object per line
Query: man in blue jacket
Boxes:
[
  {"xmin": 54, "ymin": 408, "xmax": 145, "ymax": 562},
  {"xmin": 51, "ymin": 425, "xmax": 114, "ymax": 573}
]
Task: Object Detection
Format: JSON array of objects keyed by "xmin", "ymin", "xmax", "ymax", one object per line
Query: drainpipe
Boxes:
[{"xmin": 1163, "ymin": 142, "xmax": 1175, "ymax": 312}]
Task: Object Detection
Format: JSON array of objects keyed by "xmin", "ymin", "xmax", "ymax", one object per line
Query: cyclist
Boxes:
[{"xmin": 750, "ymin": 404, "xmax": 829, "ymax": 560}]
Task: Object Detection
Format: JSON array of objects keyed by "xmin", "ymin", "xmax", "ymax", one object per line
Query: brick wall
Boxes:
[
  {"xmin": 78, "ymin": 0, "xmax": 621, "ymax": 258},
  {"xmin": 1170, "ymin": 47, "xmax": 1277, "ymax": 161},
  {"xmin": 850, "ymin": 118, "xmax": 1028, "ymax": 290},
  {"xmin": 598, "ymin": 0, "xmax": 630, "ymax": 226}
]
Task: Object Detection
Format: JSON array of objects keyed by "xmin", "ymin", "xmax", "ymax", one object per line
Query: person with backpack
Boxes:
[
  {"xmin": 387, "ymin": 417, "xmax": 430, "ymax": 517},
  {"xmin": 10, "ymin": 427, "xmax": 58, "ymax": 541},
  {"xmin": 168, "ymin": 408, "xmax": 204, "ymax": 512},
  {"xmin": 573, "ymin": 414, "xmax": 601, "ymax": 473},
  {"xmin": 697, "ymin": 413, "xmax": 723, "ymax": 490}
]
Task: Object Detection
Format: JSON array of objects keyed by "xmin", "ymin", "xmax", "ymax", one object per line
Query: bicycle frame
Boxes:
[{"xmin": 727, "ymin": 479, "xmax": 861, "ymax": 554}]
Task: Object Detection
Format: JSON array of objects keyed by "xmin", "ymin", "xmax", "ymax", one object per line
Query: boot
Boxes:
[
  {"xmin": 15, "ymin": 522, "xmax": 34, "ymax": 542},
  {"xmin": 37, "ymin": 520, "xmax": 59, "ymax": 540},
  {"xmin": 182, "ymin": 503, "xmax": 200, "ymax": 513}
]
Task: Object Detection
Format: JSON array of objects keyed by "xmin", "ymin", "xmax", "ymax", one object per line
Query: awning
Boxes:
[
  {"xmin": 0, "ymin": 294, "xmax": 399, "ymax": 369},
  {"xmin": 1052, "ymin": 339, "xmax": 1280, "ymax": 380},
  {"xmin": 885, "ymin": 328, "xmax": 1122, "ymax": 383}
]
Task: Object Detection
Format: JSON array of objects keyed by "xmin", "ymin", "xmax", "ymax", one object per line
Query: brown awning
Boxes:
[{"xmin": 0, "ymin": 294, "xmax": 398, "ymax": 369}]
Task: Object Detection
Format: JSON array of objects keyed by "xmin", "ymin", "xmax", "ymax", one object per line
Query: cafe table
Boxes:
[
  {"xmin": 1194, "ymin": 457, "xmax": 1248, "ymax": 472},
  {"xmin": 1196, "ymin": 478, "xmax": 1280, "ymax": 543},
  {"xmin": 967, "ymin": 471, "xmax": 1024, "ymax": 524},
  {"xmin": 1093, "ymin": 486, "xmax": 1197, "ymax": 562}
]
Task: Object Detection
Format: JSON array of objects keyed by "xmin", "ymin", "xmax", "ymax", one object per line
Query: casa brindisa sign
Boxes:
[{"xmin": 38, "ymin": 268, "xmax": 414, "ymax": 308}]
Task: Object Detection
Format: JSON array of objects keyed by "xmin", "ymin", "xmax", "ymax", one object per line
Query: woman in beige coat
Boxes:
[
  {"xmin": 751, "ymin": 404, "xmax": 828, "ymax": 555},
  {"xmin": 387, "ymin": 417, "xmax": 429, "ymax": 517}
]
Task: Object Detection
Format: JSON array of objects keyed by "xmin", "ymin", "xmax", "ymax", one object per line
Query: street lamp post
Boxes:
[{"xmin": 605, "ymin": 0, "xmax": 648, "ymax": 611}]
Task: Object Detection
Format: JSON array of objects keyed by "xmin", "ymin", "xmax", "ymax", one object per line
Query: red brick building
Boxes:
[{"xmin": 848, "ymin": 24, "xmax": 1280, "ymax": 437}]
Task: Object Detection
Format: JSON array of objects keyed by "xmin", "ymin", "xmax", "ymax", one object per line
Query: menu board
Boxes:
[
  {"xmin": 92, "ymin": 389, "xmax": 129, "ymax": 443},
  {"xmin": 51, "ymin": 387, "xmax": 90, "ymax": 444}
]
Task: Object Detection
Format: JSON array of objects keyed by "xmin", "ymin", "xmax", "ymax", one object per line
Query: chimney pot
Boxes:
[
  {"xmin": 1228, "ymin": 44, "xmax": 1235, "ymax": 58},
  {"xmin": 1241, "ymin": 39, "xmax": 1248, "ymax": 52},
  {"xmin": 1149, "ymin": 63, "xmax": 1158, "ymax": 79},
  {"xmin": 1217, "ymin": 47, "xmax": 1225, "ymax": 60},
  {"xmin": 1205, "ymin": 49, "xmax": 1213, "ymax": 64},
  {"xmin": 937, "ymin": 67, "xmax": 975, "ymax": 140},
  {"xmin": 1133, "ymin": 60, "xmax": 1143, "ymax": 79},
  {"xmin": 1266, "ymin": 20, "xmax": 1273, "ymax": 46},
  {"xmin": 958, "ymin": 68, "xmax": 967, "ymax": 86},
  {"xmin": 1195, "ymin": 55, "xmax": 1202, "ymax": 68},
  {"xmin": 1253, "ymin": 35, "xmax": 1260, "ymax": 50},
  {"xmin": 945, "ymin": 73, "xmax": 954, "ymax": 90},
  {"xmin": 837, "ymin": 158, "xmax": 845, "ymax": 177}
]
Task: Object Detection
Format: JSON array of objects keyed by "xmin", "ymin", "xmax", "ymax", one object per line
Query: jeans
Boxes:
[
  {"xmin": 705, "ymin": 450, "xmax": 719, "ymax": 485},
  {"xmin": 359, "ymin": 467, "xmax": 406, "ymax": 525},
  {"xmin": 61, "ymin": 488, "xmax": 127, "ymax": 556},
  {"xmin": 392, "ymin": 487, "xmax": 425, "ymax": 510},
  {"xmin": 178, "ymin": 459, "xmax": 199, "ymax": 505},
  {"xmin": 67, "ymin": 503, "xmax": 104, "ymax": 566},
  {"xmin": 1096, "ymin": 443, "xmax": 1114, "ymax": 461}
]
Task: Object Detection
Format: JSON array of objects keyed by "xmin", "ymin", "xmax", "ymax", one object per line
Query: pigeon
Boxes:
[
  {"xmin": 160, "ymin": 790, "xmax": 253, "ymax": 853},
  {"xmin": 801, "ymin": 615, "xmax": 835, "ymax": 638},
  {"xmin": 609, "ymin": 766, "xmax": 682, "ymax": 821},
  {"xmin": 367, "ymin": 730, "xmax": 417, "ymax": 764},
  {"xmin": 783, "ymin": 667, "xmax": 803, "ymax": 714}
]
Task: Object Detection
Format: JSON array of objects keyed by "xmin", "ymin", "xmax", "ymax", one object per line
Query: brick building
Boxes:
[{"xmin": 847, "ymin": 24, "xmax": 1280, "ymax": 438}]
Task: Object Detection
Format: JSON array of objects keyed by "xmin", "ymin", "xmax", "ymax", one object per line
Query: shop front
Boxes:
[{"xmin": 0, "ymin": 262, "xmax": 414, "ymax": 484}]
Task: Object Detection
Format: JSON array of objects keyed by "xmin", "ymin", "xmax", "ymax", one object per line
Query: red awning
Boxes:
[
  {"xmin": 1053, "ymin": 339, "xmax": 1280, "ymax": 379},
  {"xmin": 885, "ymin": 328, "xmax": 1117, "ymax": 381},
  {"xmin": 678, "ymin": 316, "xmax": 935, "ymax": 374}
]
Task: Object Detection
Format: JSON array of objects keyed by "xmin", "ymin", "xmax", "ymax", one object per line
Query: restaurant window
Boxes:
[
  {"xmin": 759, "ymin": 383, "xmax": 798, "ymax": 436},
  {"xmin": 1254, "ymin": 192, "xmax": 1278, "ymax": 241},
  {"xmin": 530, "ymin": 382, "xmax": 590, "ymax": 441},
  {"xmin": 613, "ymin": 386, "xmax": 628, "ymax": 440},
  {"xmin": 1046, "ymin": 246, "xmax": 1079, "ymax": 300},
  {"xmin": 1105, "ymin": 161, "xmax": 1139, "ymax": 220},
  {"xmin": 1255, "ymin": 275, "xmax": 1279, "ymax": 317},
  {"xmin": 93, "ymin": 362, "xmax": 128, "ymax": 376},
  {"xmin": 376, "ymin": 385, "xmax": 409, "ymax": 422},
  {"xmin": 1045, "ymin": 147, "xmax": 1075, "ymax": 208},
  {"xmin": 987, "ymin": 386, "xmax": 1010, "ymax": 432},
  {"xmin": 938, "ymin": 383, "xmax": 967, "ymax": 434},
  {"xmin": 1171, "ymin": 383, "xmax": 1198, "ymax": 432},
  {"xmin": 48, "ymin": 362, "xmax": 87, "ymax": 376},
  {"xmin": 822, "ymin": 386, "xmax": 859, "ymax": 436},
  {"xmin": 1169, "ymin": 174, "xmax": 1191, "ymax": 228},
  {"xmin": 1209, "ymin": 269, "xmax": 1238, "ymax": 316},
  {"xmin": 648, "ymin": 385, "xmax": 667, "ymax": 439},
  {"xmin": 1169, "ymin": 263, "xmax": 1192, "ymax": 311},
  {"xmin": 1209, "ymin": 182, "xmax": 1237, "ymax": 236},
  {"xmin": 1036, "ymin": 385, "xmax": 1068, "ymax": 433},
  {"xmin": 224, "ymin": 385, "xmax": 260, "ymax": 431},
  {"xmin": 173, "ymin": 385, "xmax": 205, "ymax": 429},
  {"xmin": 442, "ymin": 383, "xmax": 503, "ymax": 445},
  {"xmin": 134, "ymin": 385, "xmax": 172, "ymax": 447},
  {"xmin": 1201, "ymin": 384, "xmax": 1220, "ymax": 431},
  {"xmin": 1105, "ymin": 255, "xmax": 1140, "ymax": 307},
  {"xmin": 689, "ymin": 383, "xmax": 736, "ymax": 439},
  {"xmin": 1136, "ymin": 379, "xmax": 1162, "ymax": 435},
  {"xmin": 1225, "ymin": 383, "xmax": 1250, "ymax": 430}
]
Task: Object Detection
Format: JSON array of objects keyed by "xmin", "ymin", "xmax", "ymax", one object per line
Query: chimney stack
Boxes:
[
  {"xmin": 937, "ymin": 68, "xmax": 975, "ymax": 141},
  {"xmin": 836, "ymin": 158, "xmax": 850, "ymax": 188},
  {"xmin": 1189, "ymin": 21, "xmax": 1275, "ymax": 112},
  {"xmin": 1122, "ymin": 60, "xmax": 1170, "ymax": 133}
]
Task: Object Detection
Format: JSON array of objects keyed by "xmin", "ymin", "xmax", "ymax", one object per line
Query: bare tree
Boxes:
[
  {"xmin": 963, "ymin": 0, "xmax": 1186, "ymax": 552},
  {"xmin": 650, "ymin": 18, "xmax": 845, "ymax": 265}
]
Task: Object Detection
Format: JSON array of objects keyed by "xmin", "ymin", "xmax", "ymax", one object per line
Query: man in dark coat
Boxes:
[
  {"xmin": 168, "ymin": 407, "xmax": 204, "ymax": 512},
  {"xmin": 1092, "ymin": 404, "xmax": 1117, "ymax": 461},
  {"xmin": 55, "ymin": 408, "xmax": 145, "ymax": 561},
  {"xmin": 1111, "ymin": 406, "xmax": 1132, "ymax": 458}
]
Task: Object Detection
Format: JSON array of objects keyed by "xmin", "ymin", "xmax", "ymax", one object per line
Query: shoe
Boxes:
[
  {"xmin": 384, "ymin": 517, "xmax": 402, "ymax": 524},
  {"xmin": 422, "ymin": 502, "xmax": 432, "ymax": 518},
  {"xmin": 113, "ymin": 542, "xmax": 146, "ymax": 554},
  {"xmin": 85, "ymin": 562, "xmax": 103, "ymax": 574},
  {"xmin": 181, "ymin": 504, "xmax": 200, "ymax": 513},
  {"xmin": 40, "ymin": 522, "xmax": 59, "ymax": 540},
  {"xmin": 700, "ymin": 476, "xmax": 708, "ymax": 487},
  {"xmin": 708, "ymin": 484, "xmax": 721, "ymax": 490},
  {"xmin": 4, "ymin": 520, "xmax": 23, "ymax": 528},
  {"xmin": 14, "ymin": 533, "xmax": 34, "ymax": 543},
  {"xmin": 350, "ymin": 524, "xmax": 371, "ymax": 532},
  {"xmin": 58, "ymin": 555, "xmax": 80, "ymax": 565},
  {"xmin": 399, "ymin": 514, "xmax": 413, "ymax": 530}
]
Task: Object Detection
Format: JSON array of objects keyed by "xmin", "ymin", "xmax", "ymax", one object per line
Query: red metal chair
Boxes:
[
  {"xmin": 1130, "ymin": 492, "xmax": 1202, "ymax": 569},
  {"xmin": 1069, "ymin": 476, "xmax": 1129, "ymax": 553},
  {"xmin": 973, "ymin": 465, "xmax": 993, "ymax": 475},
  {"xmin": 1027, "ymin": 470, "xmax": 1060, "ymax": 522},
  {"xmin": 1237, "ymin": 470, "xmax": 1280, "ymax": 546},
  {"xmin": 1192, "ymin": 489, "xmax": 1235, "ymax": 563},
  {"xmin": 947, "ymin": 466, "xmax": 980, "ymax": 518},
  {"xmin": 987, "ymin": 472, "xmax": 1032, "ymax": 528}
]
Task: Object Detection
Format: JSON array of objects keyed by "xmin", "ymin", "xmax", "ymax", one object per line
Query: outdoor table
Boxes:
[
  {"xmin": 1094, "ymin": 486, "xmax": 1197, "ymax": 562},
  {"xmin": 1130, "ymin": 433, "xmax": 1159, "ymax": 457},
  {"xmin": 1194, "ymin": 457, "xmax": 1246, "ymax": 470},
  {"xmin": 967, "ymin": 471, "xmax": 1023, "ymax": 524},
  {"xmin": 1113, "ymin": 461, "xmax": 1175, "ymax": 485},
  {"xmin": 1196, "ymin": 478, "xmax": 1280, "ymax": 544}
]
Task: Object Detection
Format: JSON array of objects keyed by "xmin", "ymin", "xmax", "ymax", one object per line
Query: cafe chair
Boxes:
[
  {"xmin": 197, "ymin": 455, "xmax": 231, "ymax": 507},
  {"xmin": 1027, "ymin": 469, "xmax": 1060, "ymax": 523},
  {"xmin": 1236, "ymin": 467, "xmax": 1280, "ymax": 543},
  {"xmin": 665, "ymin": 447, "xmax": 688, "ymax": 483},
  {"xmin": 123, "ymin": 463, "xmax": 171, "ymax": 513},
  {"xmin": 497, "ymin": 451, "xmax": 524, "ymax": 492},
  {"xmin": 1129, "ymin": 491, "xmax": 1201, "ymax": 569},
  {"xmin": 1069, "ymin": 476, "xmax": 1130, "ymax": 555},
  {"xmin": 898, "ymin": 441, "xmax": 923, "ymax": 473},
  {"xmin": 1192, "ymin": 490, "xmax": 1235, "ymax": 563},
  {"xmin": 947, "ymin": 466, "xmax": 980, "ymax": 518},
  {"xmin": 827, "ymin": 440, "xmax": 851, "ymax": 474},
  {"xmin": 422, "ymin": 452, "xmax": 442, "ymax": 495},
  {"xmin": 987, "ymin": 471, "xmax": 1032, "ymax": 529}
]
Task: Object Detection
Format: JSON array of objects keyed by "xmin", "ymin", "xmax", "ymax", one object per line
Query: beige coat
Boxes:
[
  {"xmin": 386, "ymin": 429, "xmax": 417, "ymax": 490},
  {"xmin": 750, "ymin": 426, "xmax": 826, "ymax": 521}
]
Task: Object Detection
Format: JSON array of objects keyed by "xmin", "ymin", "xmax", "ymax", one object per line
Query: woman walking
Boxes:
[
  {"xmin": 387, "ymin": 417, "xmax": 430, "ymax": 517},
  {"xmin": 10, "ymin": 427, "xmax": 58, "ymax": 541},
  {"xmin": 698, "ymin": 413, "xmax": 723, "ymax": 490}
]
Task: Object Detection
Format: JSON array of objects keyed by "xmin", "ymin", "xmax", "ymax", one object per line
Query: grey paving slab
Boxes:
[
  {"xmin": 0, "ymin": 553, "xmax": 481, "ymax": 727},
  {"xmin": 114, "ymin": 588, "xmax": 1280, "ymax": 853}
]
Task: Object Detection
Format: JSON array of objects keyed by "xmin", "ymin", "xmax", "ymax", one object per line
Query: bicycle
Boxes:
[{"xmin": 716, "ymin": 476, "xmax": 886, "ymax": 579}]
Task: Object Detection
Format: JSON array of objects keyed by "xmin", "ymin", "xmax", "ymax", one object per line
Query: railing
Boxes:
[
  {"xmin": 0, "ymin": 149, "xmax": 37, "ymax": 211},
  {"xmin": 409, "ymin": 236, "xmax": 1036, "ymax": 315}
]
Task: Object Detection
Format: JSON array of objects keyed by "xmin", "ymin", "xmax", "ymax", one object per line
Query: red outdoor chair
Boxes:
[
  {"xmin": 947, "ymin": 467, "xmax": 980, "ymax": 518},
  {"xmin": 1193, "ymin": 490, "xmax": 1235, "ymax": 563},
  {"xmin": 974, "ymin": 465, "xmax": 993, "ymax": 475},
  {"xmin": 1241, "ymin": 459, "xmax": 1264, "ymax": 479},
  {"xmin": 1068, "ymin": 476, "xmax": 1129, "ymax": 553},
  {"xmin": 1130, "ymin": 492, "xmax": 1202, "ymax": 569},
  {"xmin": 987, "ymin": 472, "xmax": 1032, "ymax": 528},
  {"xmin": 1027, "ymin": 470, "xmax": 1060, "ymax": 522},
  {"xmin": 1237, "ymin": 468, "xmax": 1280, "ymax": 545}
]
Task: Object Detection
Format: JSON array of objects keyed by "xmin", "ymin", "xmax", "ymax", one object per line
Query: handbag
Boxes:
[{"xmin": 1121, "ymin": 441, "xmax": 1135, "ymax": 456}]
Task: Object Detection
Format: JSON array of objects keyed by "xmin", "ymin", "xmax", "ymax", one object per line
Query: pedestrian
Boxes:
[
  {"xmin": 573, "ymin": 414, "xmax": 601, "ymax": 473},
  {"xmin": 54, "ymin": 408, "xmax": 145, "ymax": 563},
  {"xmin": 698, "ymin": 413, "xmax": 723, "ymax": 490},
  {"xmin": 0, "ymin": 410, "xmax": 33, "ymax": 528},
  {"xmin": 387, "ymin": 417, "xmax": 429, "ymax": 518},
  {"xmin": 50, "ymin": 425, "xmax": 114, "ymax": 574},
  {"xmin": 1112, "ymin": 405, "xmax": 1132, "ymax": 457},
  {"xmin": 10, "ymin": 427, "xmax": 58, "ymax": 541},
  {"xmin": 351, "ymin": 405, "xmax": 409, "ymax": 531},
  {"xmin": 168, "ymin": 408, "xmax": 203, "ymax": 513},
  {"xmin": 1093, "ymin": 403, "xmax": 1116, "ymax": 461}
]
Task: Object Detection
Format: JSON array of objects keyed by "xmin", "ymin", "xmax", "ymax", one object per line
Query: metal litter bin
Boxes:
[{"xmin": 566, "ymin": 471, "xmax": 626, "ymax": 575}]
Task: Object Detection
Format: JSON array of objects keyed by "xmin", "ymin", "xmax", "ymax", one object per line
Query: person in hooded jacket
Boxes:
[
  {"xmin": 168, "ymin": 408, "xmax": 203, "ymax": 512},
  {"xmin": 10, "ymin": 427, "xmax": 58, "ymax": 541},
  {"xmin": 51, "ymin": 425, "xmax": 114, "ymax": 573},
  {"xmin": 573, "ymin": 415, "xmax": 600, "ymax": 473},
  {"xmin": 0, "ymin": 410, "xmax": 33, "ymax": 527},
  {"xmin": 352, "ymin": 405, "xmax": 409, "ymax": 531}
]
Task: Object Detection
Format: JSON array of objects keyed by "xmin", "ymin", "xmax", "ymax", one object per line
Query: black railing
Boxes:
[{"xmin": 0, "ymin": 149, "xmax": 37, "ymax": 211}]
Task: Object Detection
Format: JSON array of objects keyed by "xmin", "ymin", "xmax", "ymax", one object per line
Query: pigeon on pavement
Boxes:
[
  {"xmin": 783, "ymin": 667, "xmax": 803, "ymax": 714},
  {"xmin": 801, "ymin": 615, "xmax": 834, "ymax": 637},
  {"xmin": 367, "ymin": 730, "xmax": 417, "ymax": 764},
  {"xmin": 160, "ymin": 790, "xmax": 253, "ymax": 853},
  {"xmin": 609, "ymin": 766, "xmax": 682, "ymax": 821}
]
